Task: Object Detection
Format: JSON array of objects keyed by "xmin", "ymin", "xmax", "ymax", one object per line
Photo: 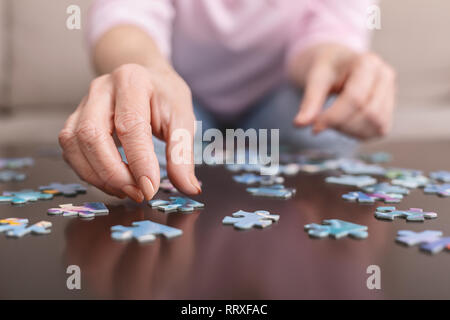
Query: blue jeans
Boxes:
[{"xmin": 192, "ymin": 83, "xmax": 357, "ymax": 156}]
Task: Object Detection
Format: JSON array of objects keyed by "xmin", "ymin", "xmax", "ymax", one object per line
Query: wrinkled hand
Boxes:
[
  {"xmin": 294, "ymin": 44, "xmax": 396, "ymax": 140},
  {"xmin": 59, "ymin": 63, "xmax": 201, "ymax": 202}
]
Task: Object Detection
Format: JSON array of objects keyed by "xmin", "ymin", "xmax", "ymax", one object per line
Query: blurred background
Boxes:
[{"xmin": 0, "ymin": 0, "xmax": 449, "ymax": 145}]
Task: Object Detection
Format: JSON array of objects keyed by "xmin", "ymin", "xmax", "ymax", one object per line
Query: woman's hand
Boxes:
[
  {"xmin": 291, "ymin": 43, "xmax": 396, "ymax": 140},
  {"xmin": 59, "ymin": 63, "xmax": 201, "ymax": 202}
]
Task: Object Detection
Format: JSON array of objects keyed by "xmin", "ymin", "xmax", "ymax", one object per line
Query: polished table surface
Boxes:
[{"xmin": 0, "ymin": 141, "xmax": 449, "ymax": 299}]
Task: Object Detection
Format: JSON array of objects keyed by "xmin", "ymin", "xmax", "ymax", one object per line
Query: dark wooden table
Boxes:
[{"xmin": 0, "ymin": 141, "xmax": 449, "ymax": 299}]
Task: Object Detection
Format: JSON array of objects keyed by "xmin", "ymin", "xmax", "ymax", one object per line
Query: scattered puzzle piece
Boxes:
[
  {"xmin": 0, "ymin": 170, "xmax": 26, "ymax": 182},
  {"xmin": 362, "ymin": 182, "xmax": 409, "ymax": 195},
  {"xmin": 39, "ymin": 183, "xmax": 86, "ymax": 197},
  {"xmin": 222, "ymin": 210, "xmax": 280, "ymax": 230},
  {"xmin": 111, "ymin": 220, "xmax": 182, "ymax": 242},
  {"xmin": 339, "ymin": 159, "xmax": 386, "ymax": 176},
  {"xmin": 246, "ymin": 184, "xmax": 296, "ymax": 199},
  {"xmin": 297, "ymin": 160, "xmax": 340, "ymax": 173},
  {"xmin": 325, "ymin": 175, "xmax": 376, "ymax": 187},
  {"xmin": 396, "ymin": 230, "xmax": 443, "ymax": 246},
  {"xmin": 0, "ymin": 218, "xmax": 51, "ymax": 238},
  {"xmin": 391, "ymin": 175, "xmax": 429, "ymax": 189},
  {"xmin": 233, "ymin": 173, "xmax": 284, "ymax": 185},
  {"xmin": 430, "ymin": 171, "xmax": 450, "ymax": 183},
  {"xmin": 424, "ymin": 184, "xmax": 450, "ymax": 197},
  {"xmin": 420, "ymin": 237, "xmax": 450, "ymax": 254},
  {"xmin": 0, "ymin": 157, "xmax": 34, "ymax": 169},
  {"xmin": 0, "ymin": 189, "xmax": 53, "ymax": 204},
  {"xmin": 385, "ymin": 168, "xmax": 422, "ymax": 179},
  {"xmin": 304, "ymin": 219, "xmax": 368, "ymax": 239},
  {"xmin": 47, "ymin": 202, "xmax": 109, "ymax": 219},
  {"xmin": 342, "ymin": 191, "xmax": 402, "ymax": 204},
  {"xmin": 149, "ymin": 196, "xmax": 204, "ymax": 213},
  {"xmin": 359, "ymin": 152, "xmax": 391, "ymax": 163},
  {"xmin": 375, "ymin": 206, "xmax": 437, "ymax": 222}
]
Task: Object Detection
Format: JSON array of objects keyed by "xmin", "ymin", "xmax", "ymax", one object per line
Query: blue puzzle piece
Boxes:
[
  {"xmin": 0, "ymin": 157, "xmax": 34, "ymax": 169},
  {"xmin": 391, "ymin": 175, "xmax": 429, "ymax": 189},
  {"xmin": 149, "ymin": 196, "xmax": 204, "ymax": 213},
  {"xmin": 325, "ymin": 175, "xmax": 376, "ymax": 187},
  {"xmin": 430, "ymin": 171, "xmax": 450, "ymax": 183},
  {"xmin": 222, "ymin": 210, "xmax": 280, "ymax": 230},
  {"xmin": 246, "ymin": 184, "xmax": 296, "ymax": 199},
  {"xmin": 396, "ymin": 230, "xmax": 443, "ymax": 246},
  {"xmin": 420, "ymin": 237, "xmax": 450, "ymax": 254},
  {"xmin": 0, "ymin": 218, "xmax": 52, "ymax": 238},
  {"xmin": 111, "ymin": 220, "xmax": 182, "ymax": 242},
  {"xmin": 359, "ymin": 152, "xmax": 391, "ymax": 163},
  {"xmin": 375, "ymin": 206, "xmax": 437, "ymax": 222},
  {"xmin": 339, "ymin": 159, "xmax": 386, "ymax": 176},
  {"xmin": 342, "ymin": 191, "xmax": 402, "ymax": 204},
  {"xmin": 385, "ymin": 168, "xmax": 423, "ymax": 179},
  {"xmin": 304, "ymin": 219, "xmax": 368, "ymax": 239},
  {"xmin": 0, "ymin": 189, "xmax": 53, "ymax": 204},
  {"xmin": 39, "ymin": 182, "xmax": 86, "ymax": 197},
  {"xmin": 362, "ymin": 182, "xmax": 409, "ymax": 195},
  {"xmin": 424, "ymin": 184, "xmax": 450, "ymax": 197},
  {"xmin": 233, "ymin": 173, "xmax": 284, "ymax": 185},
  {"xmin": 0, "ymin": 170, "xmax": 26, "ymax": 182}
]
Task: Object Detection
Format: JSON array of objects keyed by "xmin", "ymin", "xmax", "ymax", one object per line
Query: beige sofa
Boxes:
[{"xmin": 1, "ymin": 0, "xmax": 450, "ymax": 143}]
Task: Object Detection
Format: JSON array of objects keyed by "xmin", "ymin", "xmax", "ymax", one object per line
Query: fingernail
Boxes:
[
  {"xmin": 139, "ymin": 176, "xmax": 155, "ymax": 200},
  {"xmin": 189, "ymin": 174, "xmax": 202, "ymax": 194},
  {"xmin": 122, "ymin": 185, "xmax": 144, "ymax": 203}
]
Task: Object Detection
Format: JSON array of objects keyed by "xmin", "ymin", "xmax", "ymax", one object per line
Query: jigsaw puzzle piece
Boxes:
[
  {"xmin": 222, "ymin": 210, "xmax": 280, "ymax": 230},
  {"xmin": 0, "ymin": 190, "xmax": 53, "ymax": 204},
  {"xmin": 233, "ymin": 173, "xmax": 284, "ymax": 185},
  {"xmin": 391, "ymin": 175, "xmax": 429, "ymax": 189},
  {"xmin": 0, "ymin": 170, "xmax": 26, "ymax": 182},
  {"xmin": 420, "ymin": 237, "xmax": 450, "ymax": 254},
  {"xmin": 246, "ymin": 184, "xmax": 296, "ymax": 199},
  {"xmin": 0, "ymin": 157, "xmax": 34, "ymax": 169},
  {"xmin": 47, "ymin": 202, "xmax": 109, "ymax": 218},
  {"xmin": 325, "ymin": 175, "xmax": 376, "ymax": 187},
  {"xmin": 149, "ymin": 196, "xmax": 204, "ymax": 213},
  {"xmin": 396, "ymin": 230, "xmax": 443, "ymax": 246},
  {"xmin": 385, "ymin": 168, "xmax": 422, "ymax": 179},
  {"xmin": 375, "ymin": 206, "xmax": 437, "ymax": 222},
  {"xmin": 430, "ymin": 171, "xmax": 450, "ymax": 183},
  {"xmin": 339, "ymin": 159, "xmax": 386, "ymax": 176},
  {"xmin": 423, "ymin": 184, "xmax": 450, "ymax": 197},
  {"xmin": 39, "ymin": 183, "xmax": 86, "ymax": 197},
  {"xmin": 342, "ymin": 191, "xmax": 402, "ymax": 204},
  {"xmin": 359, "ymin": 152, "xmax": 391, "ymax": 163},
  {"xmin": 111, "ymin": 220, "xmax": 183, "ymax": 242},
  {"xmin": 0, "ymin": 218, "xmax": 51, "ymax": 238},
  {"xmin": 304, "ymin": 219, "xmax": 368, "ymax": 239},
  {"xmin": 362, "ymin": 182, "xmax": 409, "ymax": 195}
]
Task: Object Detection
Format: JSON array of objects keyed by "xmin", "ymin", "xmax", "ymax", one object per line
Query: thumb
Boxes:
[{"xmin": 294, "ymin": 64, "xmax": 335, "ymax": 126}]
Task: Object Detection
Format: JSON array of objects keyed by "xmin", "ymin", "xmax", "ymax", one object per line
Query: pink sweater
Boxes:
[{"xmin": 88, "ymin": 0, "xmax": 374, "ymax": 116}]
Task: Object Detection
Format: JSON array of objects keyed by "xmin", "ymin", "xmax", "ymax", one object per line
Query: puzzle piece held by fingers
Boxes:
[
  {"xmin": 233, "ymin": 173, "xmax": 284, "ymax": 185},
  {"xmin": 0, "ymin": 157, "xmax": 34, "ymax": 169},
  {"xmin": 375, "ymin": 206, "xmax": 437, "ymax": 222},
  {"xmin": 304, "ymin": 219, "xmax": 368, "ymax": 239},
  {"xmin": 222, "ymin": 210, "xmax": 280, "ymax": 230},
  {"xmin": 246, "ymin": 184, "xmax": 296, "ymax": 199},
  {"xmin": 111, "ymin": 220, "xmax": 182, "ymax": 242},
  {"xmin": 39, "ymin": 183, "xmax": 86, "ymax": 197},
  {"xmin": 0, "ymin": 170, "xmax": 26, "ymax": 182},
  {"xmin": 430, "ymin": 171, "xmax": 450, "ymax": 183},
  {"xmin": 47, "ymin": 202, "xmax": 109, "ymax": 219},
  {"xmin": 362, "ymin": 182, "xmax": 409, "ymax": 195},
  {"xmin": 424, "ymin": 184, "xmax": 450, "ymax": 197},
  {"xmin": 149, "ymin": 196, "xmax": 204, "ymax": 213},
  {"xmin": 325, "ymin": 175, "xmax": 376, "ymax": 187},
  {"xmin": 0, "ymin": 218, "xmax": 52, "ymax": 238},
  {"xmin": 342, "ymin": 191, "xmax": 402, "ymax": 204},
  {"xmin": 0, "ymin": 190, "xmax": 53, "ymax": 204}
]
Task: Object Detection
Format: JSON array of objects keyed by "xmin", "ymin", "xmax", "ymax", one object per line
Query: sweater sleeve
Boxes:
[{"xmin": 87, "ymin": 0, "xmax": 175, "ymax": 58}]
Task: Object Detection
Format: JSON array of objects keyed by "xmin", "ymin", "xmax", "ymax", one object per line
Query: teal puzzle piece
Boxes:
[
  {"xmin": 111, "ymin": 220, "xmax": 182, "ymax": 243},
  {"xmin": 0, "ymin": 189, "xmax": 53, "ymax": 204},
  {"xmin": 246, "ymin": 184, "xmax": 296, "ymax": 199},
  {"xmin": 375, "ymin": 206, "xmax": 437, "ymax": 222},
  {"xmin": 149, "ymin": 196, "xmax": 204, "ymax": 213},
  {"xmin": 304, "ymin": 219, "xmax": 368, "ymax": 239}
]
